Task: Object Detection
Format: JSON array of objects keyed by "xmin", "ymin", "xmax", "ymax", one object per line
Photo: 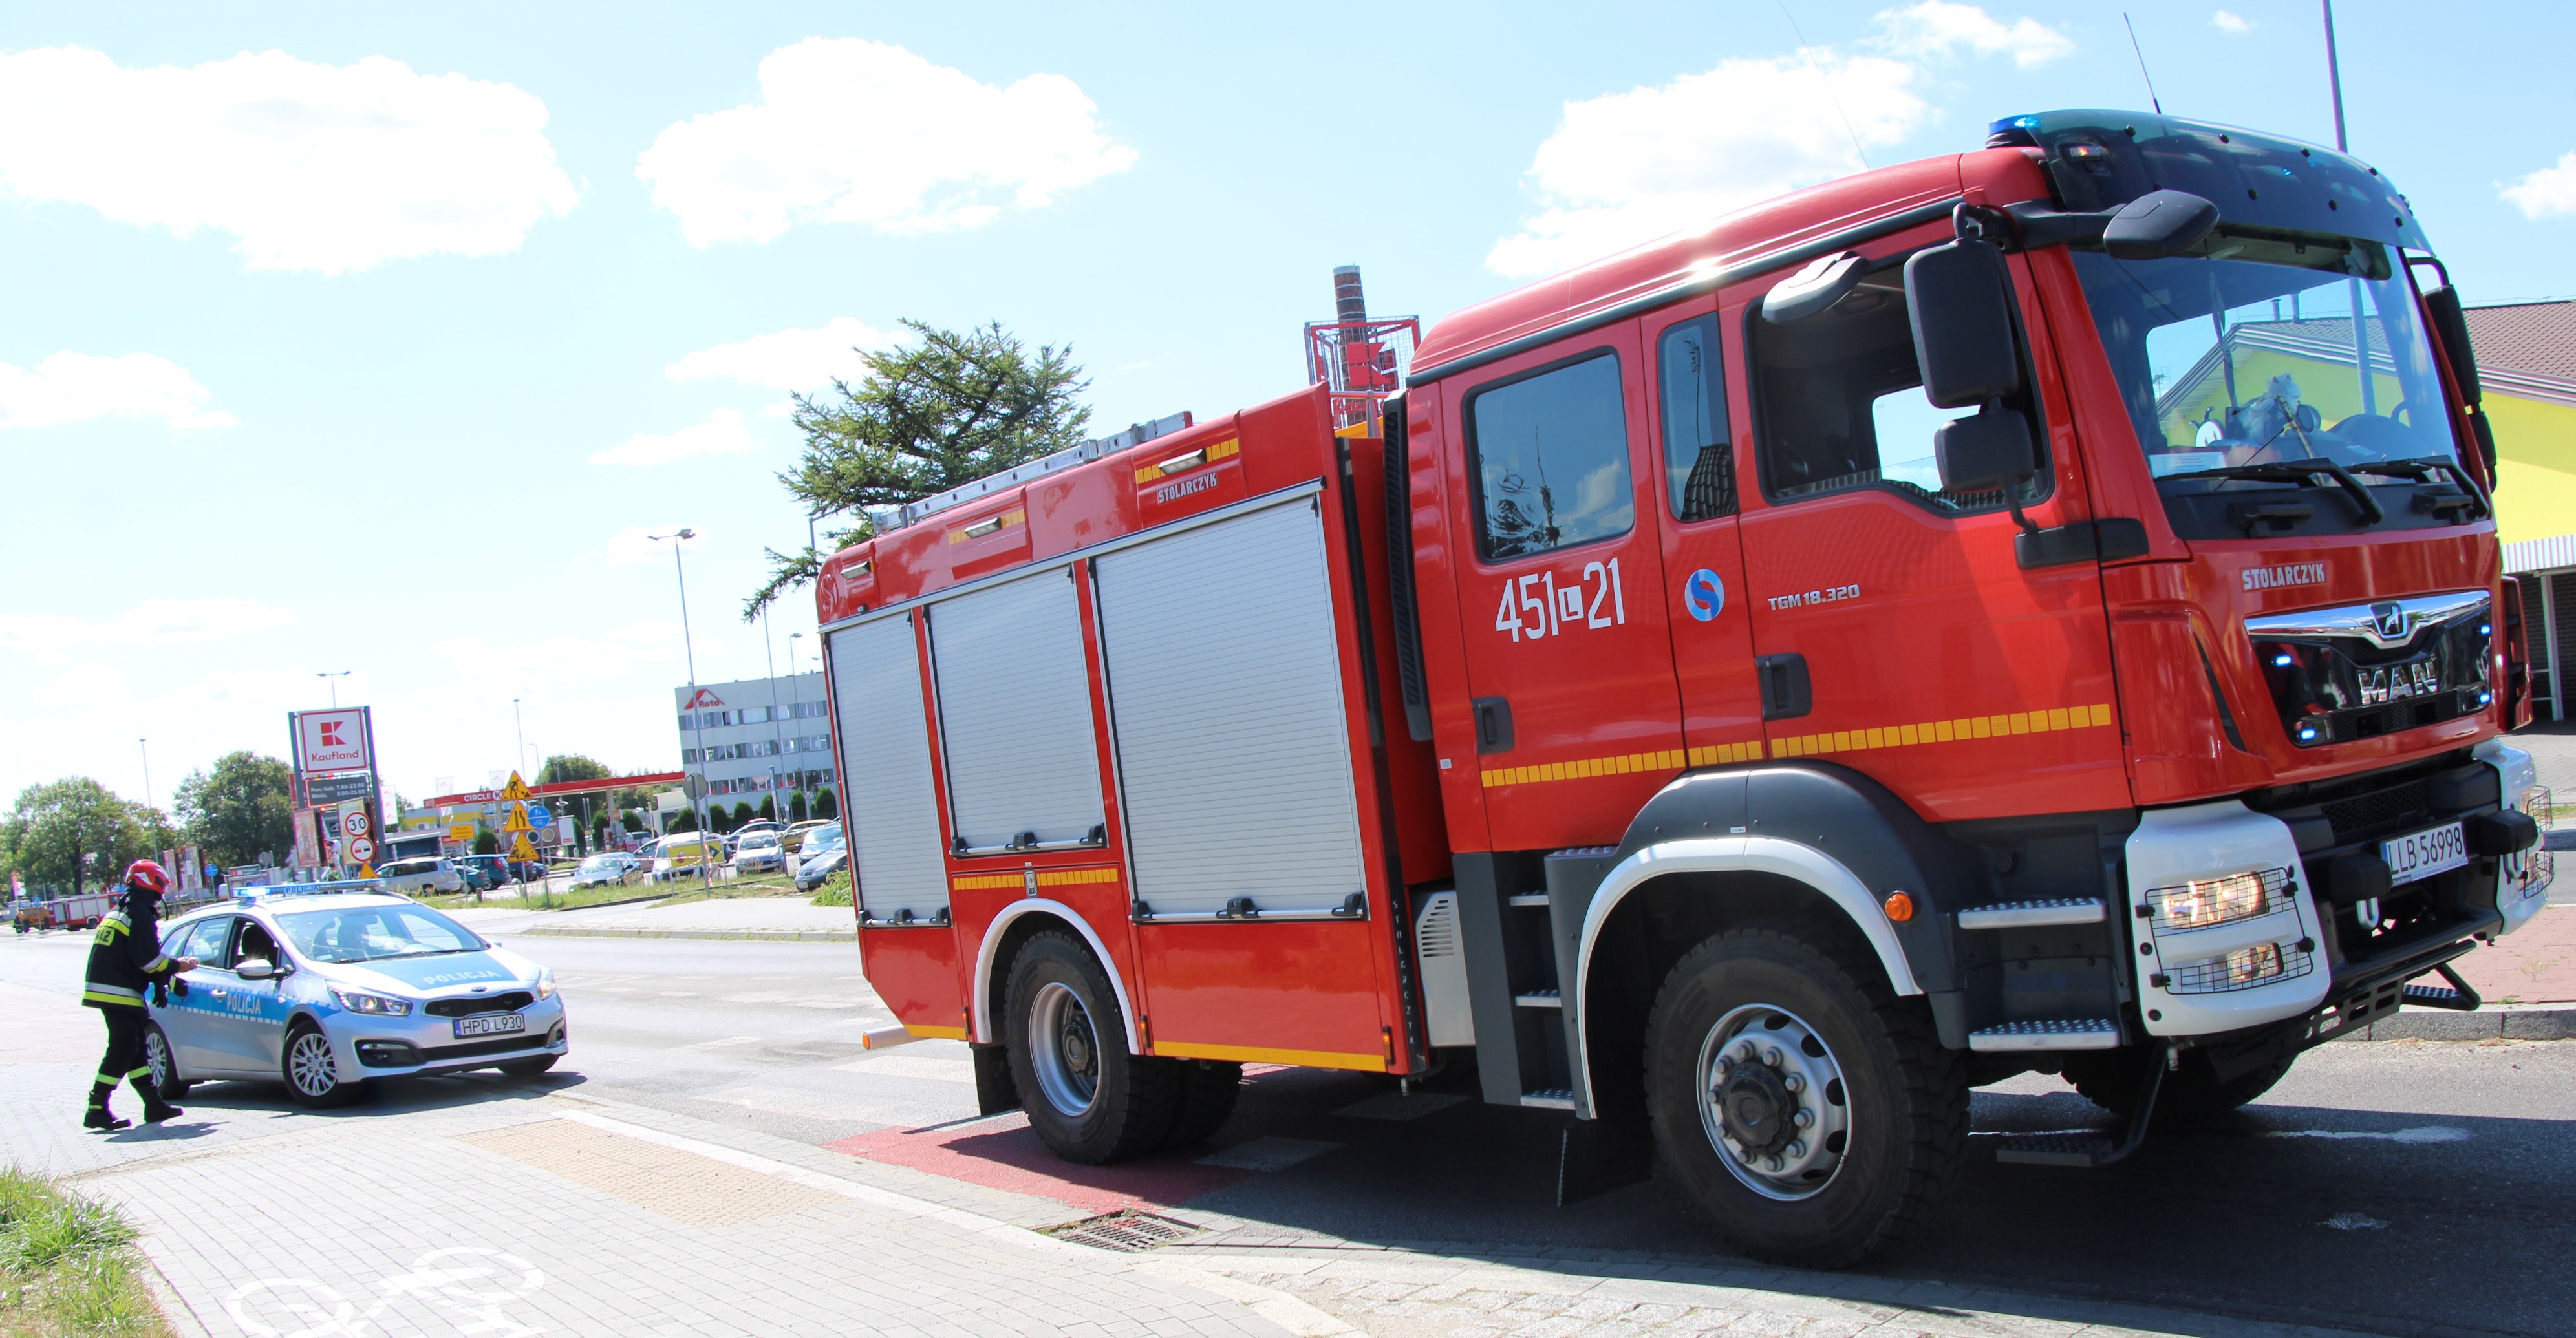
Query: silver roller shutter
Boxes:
[
  {"xmin": 929, "ymin": 568, "xmax": 1105, "ymax": 849},
  {"xmin": 825, "ymin": 614, "xmax": 949, "ymax": 919},
  {"xmin": 1095, "ymin": 498, "xmax": 1366, "ymax": 915}
]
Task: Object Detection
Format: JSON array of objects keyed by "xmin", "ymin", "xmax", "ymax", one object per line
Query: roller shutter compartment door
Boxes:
[
  {"xmin": 1095, "ymin": 499, "xmax": 1367, "ymax": 915},
  {"xmin": 826, "ymin": 615, "xmax": 949, "ymax": 919},
  {"xmin": 928, "ymin": 568, "xmax": 1106, "ymax": 850}
]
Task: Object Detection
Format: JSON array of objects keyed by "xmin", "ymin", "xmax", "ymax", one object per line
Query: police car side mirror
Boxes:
[{"xmin": 235, "ymin": 958, "xmax": 275, "ymax": 981}]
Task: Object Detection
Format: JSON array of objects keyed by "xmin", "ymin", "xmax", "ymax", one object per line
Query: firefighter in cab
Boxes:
[{"xmin": 81, "ymin": 859, "xmax": 198, "ymax": 1130}]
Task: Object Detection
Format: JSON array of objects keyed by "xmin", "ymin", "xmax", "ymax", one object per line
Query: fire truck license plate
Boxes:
[
  {"xmin": 453, "ymin": 1014, "xmax": 526, "ymax": 1039},
  {"xmin": 2382, "ymin": 823, "xmax": 2469, "ymax": 887}
]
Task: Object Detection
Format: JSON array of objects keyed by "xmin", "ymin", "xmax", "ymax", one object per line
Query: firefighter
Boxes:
[{"xmin": 81, "ymin": 859, "xmax": 197, "ymax": 1130}]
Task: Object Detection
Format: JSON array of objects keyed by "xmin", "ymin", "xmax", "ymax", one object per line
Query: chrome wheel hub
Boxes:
[
  {"xmin": 145, "ymin": 1031, "xmax": 170, "ymax": 1087},
  {"xmin": 288, "ymin": 1032, "xmax": 337, "ymax": 1096},
  {"xmin": 1696, "ymin": 1004, "xmax": 1850, "ymax": 1200},
  {"xmin": 1028, "ymin": 982, "xmax": 1100, "ymax": 1118}
]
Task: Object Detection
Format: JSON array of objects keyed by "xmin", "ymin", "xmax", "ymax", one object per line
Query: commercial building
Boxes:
[
  {"xmin": 674, "ymin": 672, "xmax": 834, "ymax": 807},
  {"xmin": 2473, "ymin": 301, "xmax": 2576, "ymax": 718}
]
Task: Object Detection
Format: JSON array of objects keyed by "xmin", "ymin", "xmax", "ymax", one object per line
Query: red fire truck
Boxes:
[{"xmin": 815, "ymin": 109, "xmax": 2553, "ymax": 1265}]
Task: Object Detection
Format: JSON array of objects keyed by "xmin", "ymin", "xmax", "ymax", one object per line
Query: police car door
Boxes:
[
  {"xmin": 156, "ymin": 916, "xmax": 236, "ymax": 1073},
  {"xmin": 202, "ymin": 917, "xmax": 291, "ymax": 1071}
]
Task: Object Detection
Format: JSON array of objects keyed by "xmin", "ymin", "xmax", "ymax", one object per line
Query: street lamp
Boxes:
[
  {"xmin": 650, "ymin": 529, "xmax": 713, "ymax": 885},
  {"xmin": 316, "ymin": 670, "xmax": 350, "ymax": 708}
]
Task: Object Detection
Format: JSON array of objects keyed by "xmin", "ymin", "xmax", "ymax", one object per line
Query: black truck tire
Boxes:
[
  {"xmin": 1644, "ymin": 925, "xmax": 1968, "ymax": 1269},
  {"xmin": 2065, "ymin": 1045, "xmax": 2298, "ymax": 1125},
  {"xmin": 1005, "ymin": 931, "xmax": 1177, "ymax": 1163},
  {"xmin": 1161, "ymin": 1059, "xmax": 1243, "ymax": 1148}
]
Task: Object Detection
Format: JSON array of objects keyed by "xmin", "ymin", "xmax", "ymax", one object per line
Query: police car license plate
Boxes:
[
  {"xmin": 453, "ymin": 1013, "xmax": 526, "ymax": 1039},
  {"xmin": 2382, "ymin": 822, "xmax": 2469, "ymax": 887}
]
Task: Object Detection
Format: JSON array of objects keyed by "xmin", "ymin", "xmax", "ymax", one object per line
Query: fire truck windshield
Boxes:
[{"xmin": 2070, "ymin": 228, "xmax": 2466, "ymax": 529}]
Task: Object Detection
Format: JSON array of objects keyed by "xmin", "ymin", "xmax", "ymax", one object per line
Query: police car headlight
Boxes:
[
  {"xmin": 329, "ymin": 987, "xmax": 412, "ymax": 1016},
  {"xmin": 533, "ymin": 971, "xmax": 557, "ymax": 1002}
]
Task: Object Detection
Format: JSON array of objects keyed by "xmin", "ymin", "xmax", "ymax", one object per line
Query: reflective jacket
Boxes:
[{"xmin": 82, "ymin": 887, "xmax": 174, "ymax": 1010}]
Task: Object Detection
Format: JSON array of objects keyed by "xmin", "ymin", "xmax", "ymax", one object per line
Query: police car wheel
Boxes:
[
  {"xmin": 143, "ymin": 1025, "xmax": 190, "ymax": 1100},
  {"xmin": 281, "ymin": 1022, "xmax": 359, "ymax": 1109},
  {"xmin": 1004, "ymin": 931, "xmax": 1178, "ymax": 1165}
]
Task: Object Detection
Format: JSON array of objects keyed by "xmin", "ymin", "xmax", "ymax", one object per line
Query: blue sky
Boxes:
[{"xmin": 4, "ymin": 0, "xmax": 2572, "ymax": 815}]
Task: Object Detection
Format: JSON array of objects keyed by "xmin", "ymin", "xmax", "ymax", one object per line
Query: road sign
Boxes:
[
  {"xmin": 343, "ymin": 808, "xmax": 372, "ymax": 840},
  {"xmin": 526, "ymin": 803, "xmax": 552, "ymax": 829},
  {"xmin": 508, "ymin": 833, "xmax": 539, "ymax": 862},
  {"xmin": 348, "ymin": 836, "xmax": 376, "ymax": 862},
  {"xmin": 446, "ymin": 823, "xmax": 477, "ymax": 843},
  {"xmin": 501, "ymin": 803, "xmax": 533, "ymax": 834},
  {"xmin": 305, "ymin": 772, "xmax": 374, "ymax": 804},
  {"xmin": 500, "ymin": 772, "xmax": 532, "ymax": 803}
]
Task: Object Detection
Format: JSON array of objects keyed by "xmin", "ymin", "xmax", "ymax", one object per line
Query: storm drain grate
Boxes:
[{"xmin": 1044, "ymin": 1209, "xmax": 1203, "ymax": 1253}]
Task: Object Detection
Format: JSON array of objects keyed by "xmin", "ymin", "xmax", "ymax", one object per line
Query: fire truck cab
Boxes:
[{"xmin": 816, "ymin": 109, "xmax": 2551, "ymax": 1266}]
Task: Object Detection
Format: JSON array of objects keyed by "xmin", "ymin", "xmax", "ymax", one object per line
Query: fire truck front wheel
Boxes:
[
  {"xmin": 1644, "ymin": 926, "xmax": 1968, "ymax": 1269},
  {"xmin": 1004, "ymin": 931, "xmax": 1179, "ymax": 1164}
]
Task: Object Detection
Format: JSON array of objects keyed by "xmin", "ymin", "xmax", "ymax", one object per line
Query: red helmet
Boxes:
[{"xmin": 124, "ymin": 859, "xmax": 170, "ymax": 895}]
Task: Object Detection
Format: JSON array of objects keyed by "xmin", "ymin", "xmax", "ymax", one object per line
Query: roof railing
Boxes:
[{"xmin": 886, "ymin": 412, "xmax": 1193, "ymax": 532}]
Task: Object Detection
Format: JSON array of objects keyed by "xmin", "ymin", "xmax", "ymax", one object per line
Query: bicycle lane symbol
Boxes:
[{"xmin": 224, "ymin": 1246, "xmax": 547, "ymax": 1337}]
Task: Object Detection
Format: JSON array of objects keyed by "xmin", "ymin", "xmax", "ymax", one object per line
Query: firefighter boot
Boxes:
[
  {"xmin": 131, "ymin": 1073, "xmax": 181, "ymax": 1124},
  {"xmin": 83, "ymin": 1087, "xmax": 129, "ymax": 1132}
]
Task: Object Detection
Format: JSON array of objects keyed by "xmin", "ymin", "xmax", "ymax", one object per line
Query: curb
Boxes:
[
  {"xmin": 2337, "ymin": 1005, "xmax": 2576, "ymax": 1041},
  {"xmin": 515, "ymin": 926, "xmax": 852, "ymax": 941}
]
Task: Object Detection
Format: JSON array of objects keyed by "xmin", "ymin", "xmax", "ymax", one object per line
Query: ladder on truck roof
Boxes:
[{"xmin": 884, "ymin": 412, "xmax": 1194, "ymax": 533}]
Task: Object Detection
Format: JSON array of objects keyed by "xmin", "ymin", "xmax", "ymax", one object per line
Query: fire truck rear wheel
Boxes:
[
  {"xmin": 1161, "ymin": 1060, "xmax": 1243, "ymax": 1148},
  {"xmin": 1644, "ymin": 925, "xmax": 1967, "ymax": 1269},
  {"xmin": 1005, "ymin": 931, "xmax": 1178, "ymax": 1164}
]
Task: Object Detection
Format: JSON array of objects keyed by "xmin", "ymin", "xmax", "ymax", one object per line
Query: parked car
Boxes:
[
  {"xmin": 143, "ymin": 887, "xmax": 567, "ymax": 1107},
  {"xmin": 568, "ymin": 854, "xmax": 642, "ymax": 890},
  {"xmin": 795, "ymin": 847, "xmax": 845, "ymax": 895},
  {"xmin": 458, "ymin": 855, "xmax": 511, "ymax": 890},
  {"xmin": 650, "ymin": 834, "xmax": 720, "ymax": 882},
  {"xmin": 782, "ymin": 820, "xmax": 832, "ymax": 855},
  {"xmin": 372, "ymin": 857, "xmax": 464, "ymax": 897},
  {"xmin": 449, "ymin": 858, "xmax": 500, "ymax": 893},
  {"xmin": 731, "ymin": 831, "xmax": 787, "ymax": 875}
]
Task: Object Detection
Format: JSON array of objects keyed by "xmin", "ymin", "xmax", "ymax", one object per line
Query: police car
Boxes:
[{"xmin": 140, "ymin": 884, "xmax": 568, "ymax": 1108}]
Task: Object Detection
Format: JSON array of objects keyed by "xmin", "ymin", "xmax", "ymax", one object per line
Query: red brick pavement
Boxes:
[{"xmin": 2452, "ymin": 904, "xmax": 2576, "ymax": 1003}]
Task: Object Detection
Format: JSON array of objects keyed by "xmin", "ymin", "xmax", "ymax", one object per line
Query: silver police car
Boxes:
[{"xmin": 141, "ymin": 886, "xmax": 568, "ymax": 1108}]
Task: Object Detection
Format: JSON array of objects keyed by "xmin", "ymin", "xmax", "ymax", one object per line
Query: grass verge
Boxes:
[
  {"xmin": 0, "ymin": 1165, "xmax": 169, "ymax": 1338},
  {"xmin": 810, "ymin": 871, "xmax": 852, "ymax": 907}
]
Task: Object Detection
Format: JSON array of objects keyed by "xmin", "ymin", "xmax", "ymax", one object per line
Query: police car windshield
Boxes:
[{"xmin": 276, "ymin": 904, "xmax": 484, "ymax": 964}]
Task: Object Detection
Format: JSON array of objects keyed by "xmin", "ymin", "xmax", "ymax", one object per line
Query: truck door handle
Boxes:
[
  {"xmin": 1757, "ymin": 653, "xmax": 1812, "ymax": 721},
  {"xmin": 1472, "ymin": 696, "xmax": 1515, "ymax": 755}
]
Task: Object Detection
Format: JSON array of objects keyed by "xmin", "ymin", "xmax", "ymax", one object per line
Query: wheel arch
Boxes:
[
  {"xmin": 1569, "ymin": 761, "xmax": 1980, "ymax": 1117},
  {"xmin": 971, "ymin": 900, "xmax": 1139, "ymax": 1050}
]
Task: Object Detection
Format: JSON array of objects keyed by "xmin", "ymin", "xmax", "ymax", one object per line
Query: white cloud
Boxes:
[
  {"xmin": 636, "ymin": 37, "xmax": 1137, "ymax": 246},
  {"xmin": 1487, "ymin": 54, "xmax": 1927, "ymax": 277},
  {"xmin": 1487, "ymin": 5, "xmax": 2072, "ymax": 277},
  {"xmin": 0, "ymin": 352, "xmax": 235, "ymax": 430},
  {"xmin": 589, "ymin": 408, "xmax": 755, "ymax": 467},
  {"xmin": 1877, "ymin": 1, "xmax": 2075, "ymax": 67},
  {"xmin": 666, "ymin": 317, "xmax": 892, "ymax": 392},
  {"xmin": 0, "ymin": 597, "xmax": 296, "ymax": 659},
  {"xmin": 0, "ymin": 46, "xmax": 577, "ymax": 274},
  {"xmin": 2211, "ymin": 10, "xmax": 2255, "ymax": 33},
  {"xmin": 602, "ymin": 526, "xmax": 705, "ymax": 566},
  {"xmin": 2502, "ymin": 151, "xmax": 2576, "ymax": 220}
]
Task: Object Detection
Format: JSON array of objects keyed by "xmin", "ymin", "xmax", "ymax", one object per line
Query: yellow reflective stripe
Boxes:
[
  {"xmin": 950, "ymin": 874, "xmax": 1019, "ymax": 891},
  {"xmin": 82, "ymin": 986, "xmax": 145, "ymax": 1005},
  {"xmin": 1036, "ymin": 868, "xmax": 1118, "ymax": 887},
  {"xmin": 951, "ymin": 867, "xmax": 1122, "ymax": 892},
  {"xmin": 1133, "ymin": 437, "xmax": 1240, "ymax": 483},
  {"xmin": 144, "ymin": 956, "xmax": 171, "ymax": 973},
  {"xmin": 1766, "ymin": 701, "xmax": 2114, "ymax": 759},
  {"xmin": 1480, "ymin": 745, "xmax": 1713, "ymax": 789},
  {"xmin": 902, "ymin": 1025, "xmax": 969, "ymax": 1041},
  {"xmin": 1150, "ymin": 1039, "xmax": 1386, "ymax": 1072}
]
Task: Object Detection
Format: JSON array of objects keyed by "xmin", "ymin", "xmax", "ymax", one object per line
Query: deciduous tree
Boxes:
[
  {"xmin": 2, "ymin": 778, "xmax": 162, "ymax": 897},
  {"xmin": 173, "ymin": 752, "xmax": 295, "ymax": 869}
]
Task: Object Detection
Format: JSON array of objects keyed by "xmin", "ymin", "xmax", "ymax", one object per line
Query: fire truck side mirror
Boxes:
[
  {"xmin": 1933, "ymin": 409, "xmax": 2038, "ymax": 497},
  {"xmin": 2100, "ymin": 189, "xmax": 2219, "ymax": 261},
  {"xmin": 1904, "ymin": 240, "xmax": 2021, "ymax": 410}
]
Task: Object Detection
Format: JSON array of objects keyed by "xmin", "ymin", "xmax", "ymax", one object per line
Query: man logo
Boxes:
[{"xmin": 2373, "ymin": 602, "xmax": 2408, "ymax": 640}]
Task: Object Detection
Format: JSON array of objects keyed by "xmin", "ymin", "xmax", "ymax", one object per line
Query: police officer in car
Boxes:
[{"xmin": 81, "ymin": 860, "xmax": 197, "ymax": 1129}]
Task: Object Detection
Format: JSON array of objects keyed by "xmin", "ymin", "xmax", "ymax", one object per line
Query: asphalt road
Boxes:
[{"xmin": 7, "ymin": 924, "xmax": 2569, "ymax": 1338}]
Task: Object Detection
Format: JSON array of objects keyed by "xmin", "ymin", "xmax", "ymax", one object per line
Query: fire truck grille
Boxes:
[
  {"xmin": 2319, "ymin": 781, "xmax": 2434, "ymax": 843},
  {"xmin": 1044, "ymin": 1209, "xmax": 1203, "ymax": 1253}
]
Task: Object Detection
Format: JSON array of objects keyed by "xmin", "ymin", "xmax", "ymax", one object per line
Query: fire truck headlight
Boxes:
[{"xmin": 2146, "ymin": 869, "xmax": 2288, "ymax": 932}]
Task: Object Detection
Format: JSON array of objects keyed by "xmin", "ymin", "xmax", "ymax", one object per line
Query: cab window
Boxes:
[
  {"xmin": 1465, "ymin": 351, "xmax": 1633, "ymax": 560},
  {"xmin": 1749, "ymin": 262, "xmax": 2045, "ymax": 512},
  {"xmin": 171, "ymin": 917, "xmax": 231, "ymax": 966},
  {"xmin": 1658, "ymin": 315, "xmax": 1735, "ymax": 521}
]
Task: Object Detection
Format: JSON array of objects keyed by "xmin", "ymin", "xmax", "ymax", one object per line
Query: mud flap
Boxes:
[
  {"xmin": 972, "ymin": 1044, "xmax": 1020, "ymax": 1116},
  {"xmin": 1556, "ymin": 1107, "xmax": 1651, "ymax": 1205}
]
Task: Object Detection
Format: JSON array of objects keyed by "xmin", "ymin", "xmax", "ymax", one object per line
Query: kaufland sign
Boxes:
[{"xmin": 296, "ymin": 708, "xmax": 371, "ymax": 772}]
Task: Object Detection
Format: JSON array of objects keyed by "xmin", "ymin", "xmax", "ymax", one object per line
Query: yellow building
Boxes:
[{"xmin": 2472, "ymin": 301, "xmax": 2576, "ymax": 718}]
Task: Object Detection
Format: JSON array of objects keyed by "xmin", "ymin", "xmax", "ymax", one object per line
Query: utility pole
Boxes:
[
  {"xmin": 138, "ymin": 739, "xmax": 153, "ymax": 812},
  {"xmin": 650, "ymin": 529, "xmax": 714, "ymax": 886},
  {"xmin": 763, "ymin": 603, "xmax": 788, "ymax": 815},
  {"xmin": 2322, "ymin": 1, "xmax": 2348, "ymax": 151},
  {"xmin": 316, "ymin": 670, "xmax": 349, "ymax": 708}
]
